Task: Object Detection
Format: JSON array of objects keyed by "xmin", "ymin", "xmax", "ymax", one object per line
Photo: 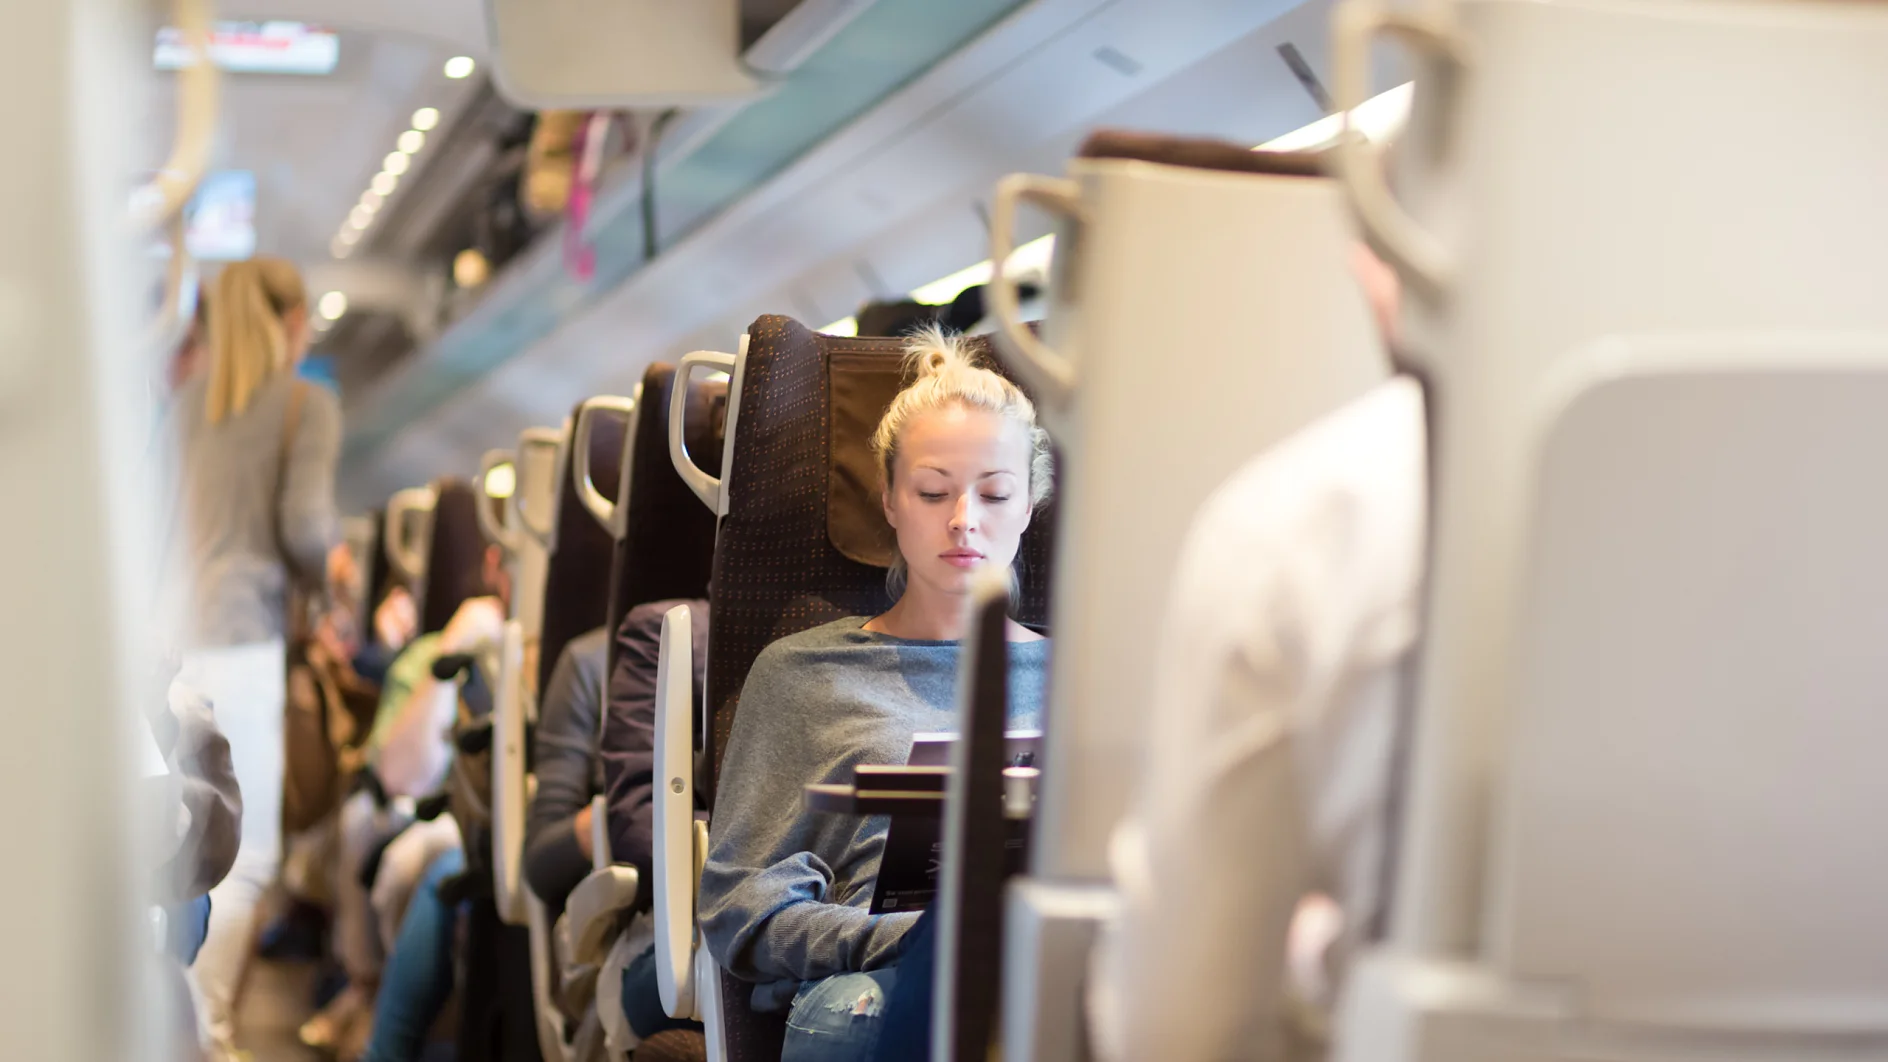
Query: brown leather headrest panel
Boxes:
[
  {"xmin": 827, "ymin": 350, "xmax": 906, "ymax": 568},
  {"xmin": 1078, "ymin": 128, "xmax": 1327, "ymax": 178}
]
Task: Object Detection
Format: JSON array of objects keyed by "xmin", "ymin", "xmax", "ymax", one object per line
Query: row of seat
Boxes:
[{"xmin": 362, "ymin": 1, "xmax": 1888, "ymax": 1059}]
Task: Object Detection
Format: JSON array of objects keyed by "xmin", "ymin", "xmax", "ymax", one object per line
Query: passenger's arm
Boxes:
[
  {"xmin": 373, "ymin": 665, "xmax": 459, "ymax": 799},
  {"xmin": 277, "ymin": 385, "xmax": 342, "ymax": 587},
  {"xmin": 149, "ymin": 681, "xmax": 243, "ymax": 903},
  {"xmin": 523, "ymin": 630, "xmax": 606, "ymax": 909},
  {"xmin": 598, "ymin": 603, "xmax": 673, "ymax": 903},
  {"xmin": 696, "ymin": 648, "xmax": 918, "ymax": 988}
]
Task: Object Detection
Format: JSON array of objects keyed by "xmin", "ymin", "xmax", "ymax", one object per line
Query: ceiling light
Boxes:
[
  {"xmin": 346, "ymin": 211, "xmax": 370, "ymax": 232},
  {"xmin": 338, "ymin": 227, "xmax": 360, "ymax": 245},
  {"xmin": 359, "ymin": 189, "xmax": 384, "ymax": 211},
  {"xmin": 382, "ymin": 152, "xmax": 410, "ymax": 176},
  {"xmin": 1257, "ymin": 81, "xmax": 1413, "ymax": 152},
  {"xmin": 371, "ymin": 171, "xmax": 399, "ymax": 196},
  {"xmin": 330, "ymin": 237, "xmax": 352, "ymax": 259},
  {"xmin": 820, "ymin": 317, "xmax": 859, "ymax": 337},
  {"xmin": 317, "ymin": 291, "xmax": 348, "ymax": 321},
  {"xmin": 412, "ymin": 107, "xmax": 440, "ymax": 132},
  {"xmin": 453, "ymin": 248, "xmax": 491, "ymax": 289},
  {"xmin": 444, "ymin": 55, "xmax": 475, "ymax": 80},
  {"xmin": 397, "ymin": 129, "xmax": 425, "ymax": 154},
  {"xmin": 483, "ymin": 462, "xmax": 516, "ymax": 500}
]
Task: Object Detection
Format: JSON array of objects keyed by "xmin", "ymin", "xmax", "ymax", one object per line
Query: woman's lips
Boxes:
[{"xmin": 941, "ymin": 550, "xmax": 984, "ymax": 569}]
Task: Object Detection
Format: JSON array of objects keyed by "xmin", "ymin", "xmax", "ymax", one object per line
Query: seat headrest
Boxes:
[
  {"xmin": 365, "ymin": 505, "xmax": 394, "ymax": 606},
  {"xmin": 1077, "ymin": 128, "xmax": 1327, "ymax": 178},
  {"xmin": 419, "ymin": 478, "xmax": 488, "ymax": 635}
]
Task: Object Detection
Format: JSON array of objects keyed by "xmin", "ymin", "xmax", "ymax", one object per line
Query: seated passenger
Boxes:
[
  {"xmin": 699, "ymin": 329, "xmax": 1053, "ymax": 1062},
  {"xmin": 599, "ymin": 597, "xmax": 710, "ymax": 1042},
  {"xmin": 303, "ymin": 548, "xmax": 509, "ymax": 1054},
  {"xmin": 1088, "ymin": 246, "xmax": 1415, "ymax": 1062},
  {"xmin": 522, "ymin": 624, "xmax": 610, "ymax": 914}
]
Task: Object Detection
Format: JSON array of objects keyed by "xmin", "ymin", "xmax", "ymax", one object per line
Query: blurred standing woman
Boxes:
[{"xmin": 169, "ymin": 256, "xmax": 351, "ymax": 1062}]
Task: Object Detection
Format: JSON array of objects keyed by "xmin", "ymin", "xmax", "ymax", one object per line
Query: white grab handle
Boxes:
[
  {"xmin": 476, "ymin": 449, "xmax": 526, "ymax": 556},
  {"xmin": 1331, "ymin": 0, "xmax": 1463, "ymax": 297},
  {"xmin": 491, "ymin": 620, "xmax": 528, "ymax": 925},
  {"xmin": 384, "ymin": 486, "xmax": 436, "ymax": 584},
  {"xmin": 134, "ymin": 0, "xmax": 218, "ymax": 233},
  {"xmin": 513, "ymin": 428, "xmax": 562, "ymax": 551},
  {"xmin": 988, "ymin": 173, "xmax": 1082, "ymax": 412},
  {"xmin": 653, "ymin": 605, "xmax": 699, "ymax": 1019},
  {"xmin": 670, "ymin": 349, "xmax": 738, "ymax": 515},
  {"xmin": 572, "ymin": 394, "xmax": 637, "ymax": 535},
  {"xmin": 142, "ymin": 215, "xmax": 199, "ymax": 360}
]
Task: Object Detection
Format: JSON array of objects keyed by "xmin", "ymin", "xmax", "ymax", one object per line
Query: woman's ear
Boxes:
[{"xmin": 881, "ymin": 486, "xmax": 898, "ymax": 530}]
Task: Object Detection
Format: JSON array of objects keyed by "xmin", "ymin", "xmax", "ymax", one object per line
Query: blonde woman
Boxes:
[
  {"xmin": 168, "ymin": 255, "xmax": 350, "ymax": 1061},
  {"xmin": 699, "ymin": 328, "xmax": 1053, "ymax": 1062}
]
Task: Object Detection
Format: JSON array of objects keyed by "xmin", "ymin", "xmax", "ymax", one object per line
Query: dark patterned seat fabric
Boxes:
[
  {"xmin": 604, "ymin": 362, "xmax": 726, "ymax": 666},
  {"xmin": 418, "ymin": 478, "xmax": 489, "ymax": 635},
  {"xmin": 703, "ymin": 314, "xmax": 1058, "ymax": 1062},
  {"xmin": 537, "ymin": 399, "xmax": 628, "ymax": 696}
]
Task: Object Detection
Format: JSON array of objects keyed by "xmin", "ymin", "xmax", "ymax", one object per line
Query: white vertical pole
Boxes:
[{"xmin": 0, "ymin": 0, "xmax": 159, "ymax": 1058}]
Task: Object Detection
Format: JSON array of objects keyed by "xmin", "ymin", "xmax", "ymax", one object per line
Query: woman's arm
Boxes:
[
  {"xmin": 523, "ymin": 627, "xmax": 608, "ymax": 908},
  {"xmin": 695, "ymin": 646, "xmax": 918, "ymax": 989}
]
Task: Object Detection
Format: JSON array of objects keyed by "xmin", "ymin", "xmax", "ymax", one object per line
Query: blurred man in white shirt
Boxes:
[{"xmin": 1090, "ymin": 246, "xmax": 1421, "ymax": 1062}]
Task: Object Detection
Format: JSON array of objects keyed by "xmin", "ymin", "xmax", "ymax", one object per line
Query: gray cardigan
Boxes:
[
  {"xmin": 698, "ymin": 616, "xmax": 1048, "ymax": 1011},
  {"xmin": 169, "ymin": 372, "xmax": 341, "ymax": 648}
]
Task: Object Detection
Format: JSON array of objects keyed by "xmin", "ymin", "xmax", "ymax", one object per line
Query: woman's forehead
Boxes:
[{"xmin": 899, "ymin": 407, "xmax": 1030, "ymax": 469}]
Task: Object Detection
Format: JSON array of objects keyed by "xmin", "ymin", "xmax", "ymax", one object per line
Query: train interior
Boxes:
[{"xmin": 11, "ymin": 0, "xmax": 1888, "ymax": 1060}]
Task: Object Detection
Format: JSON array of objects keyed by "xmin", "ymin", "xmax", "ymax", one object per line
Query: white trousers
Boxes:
[{"xmin": 177, "ymin": 640, "xmax": 285, "ymax": 1062}]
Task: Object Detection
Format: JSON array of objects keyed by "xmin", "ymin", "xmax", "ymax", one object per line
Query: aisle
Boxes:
[{"xmin": 235, "ymin": 958, "xmax": 322, "ymax": 1062}]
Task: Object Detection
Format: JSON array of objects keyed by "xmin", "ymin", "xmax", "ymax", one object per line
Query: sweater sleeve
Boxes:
[
  {"xmin": 523, "ymin": 628, "xmax": 607, "ymax": 909},
  {"xmin": 277, "ymin": 384, "xmax": 341, "ymax": 585},
  {"xmin": 697, "ymin": 642, "xmax": 918, "ymax": 999}
]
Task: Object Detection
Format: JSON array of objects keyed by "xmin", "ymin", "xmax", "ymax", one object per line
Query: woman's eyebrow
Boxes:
[{"xmin": 979, "ymin": 470, "xmax": 1019, "ymax": 480}]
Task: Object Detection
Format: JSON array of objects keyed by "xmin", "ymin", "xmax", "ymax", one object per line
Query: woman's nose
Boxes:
[{"xmin": 951, "ymin": 494, "xmax": 976, "ymax": 533}]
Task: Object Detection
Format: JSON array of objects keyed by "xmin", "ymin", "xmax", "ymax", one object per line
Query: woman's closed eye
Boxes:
[
  {"xmin": 919, "ymin": 491, "xmax": 948, "ymax": 502},
  {"xmin": 981, "ymin": 493, "xmax": 1011, "ymax": 504}
]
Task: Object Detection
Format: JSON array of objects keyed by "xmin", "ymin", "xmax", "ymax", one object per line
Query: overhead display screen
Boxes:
[{"xmin": 154, "ymin": 21, "xmax": 340, "ymax": 76}]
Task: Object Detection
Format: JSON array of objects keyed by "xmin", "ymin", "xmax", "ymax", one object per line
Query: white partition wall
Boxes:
[{"xmin": 2, "ymin": 0, "xmax": 151, "ymax": 1058}]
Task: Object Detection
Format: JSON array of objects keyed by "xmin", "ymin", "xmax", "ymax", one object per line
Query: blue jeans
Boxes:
[
  {"xmin": 359, "ymin": 846, "xmax": 465, "ymax": 1062},
  {"xmin": 621, "ymin": 944, "xmax": 705, "ymax": 1040},
  {"xmin": 168, "ymin": 895, "xmax": 212, "ymax": 966},
  {"xmin": 782, "ymin": 966, "xmax": 900, "ymax": 1062}
]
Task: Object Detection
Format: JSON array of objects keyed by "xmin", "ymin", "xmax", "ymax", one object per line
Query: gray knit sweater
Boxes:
[
  {"xmin": 169, "ymin": 372, "xmax": 341, "ymax": 648},
  {"xmin": 698, "ymin": 616, "xmax": 1048, "ymax": 1012}
]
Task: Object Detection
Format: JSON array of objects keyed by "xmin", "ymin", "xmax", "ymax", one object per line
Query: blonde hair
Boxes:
[
  {"xmin": 873, "ymin": 325, "xmax": 1054, "ymax": 596},
  {"xmin": 204, "ymin": 256, "xmax": 306, "ymax": 423}
]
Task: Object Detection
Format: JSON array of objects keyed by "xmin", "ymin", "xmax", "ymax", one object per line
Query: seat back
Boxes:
[
  {"xmin": 980, "ymin": 132, "xmax": 1392, "ymax": 1062},
  {"xmin": 674, "ymin": 315, "xmax": 1056, "ymax": 1062},
  {"xmin": 606, "ymin": 363, "xmax": 725, "ymax": 644},
  {"xmin": 418, "ymin": 478, "xmax": 490, "ymax": 635},
  {"xmin": 538, "ymin": 398, "xmax": 628, "ymax": 694}
]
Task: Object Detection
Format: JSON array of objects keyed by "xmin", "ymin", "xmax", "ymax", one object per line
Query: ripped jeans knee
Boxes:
[{"xmin": 783, "ymin": 967, "xmax": 901, "ymax": 1062}]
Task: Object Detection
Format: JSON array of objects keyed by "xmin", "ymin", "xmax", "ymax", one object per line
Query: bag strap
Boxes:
[{"xmin": 276, "ymin": 379, "xmax": 313, "ymax": 637}]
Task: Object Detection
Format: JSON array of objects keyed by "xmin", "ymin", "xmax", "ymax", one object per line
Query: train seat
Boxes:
[
  {"xmin": 979, "ymin": 128, "xmax": 1392, "ymax": 1062},
  {"xmin": 555, "ymin": 361, "xmax": 727, "ymax": 1058},
  {"xmin": 657, "ymin": 315, "xmax": 1055, "ymax": 1062}
]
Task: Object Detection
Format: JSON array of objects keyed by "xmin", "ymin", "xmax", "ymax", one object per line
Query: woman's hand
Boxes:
[
  {"xmin": 373, "ymin": 587, "xmax": 419, "ymax": 651},
  {"xmin": 440, "ymin": 596, "xmax": 507, "ymax": 655},
  {"xmin": 327, "ymin": 543, "xmax": 359, "ymax": 599}
]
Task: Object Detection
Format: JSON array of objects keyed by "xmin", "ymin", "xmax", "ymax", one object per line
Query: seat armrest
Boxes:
[
  {"xmin": 492, "ymin": 620, "xmax": 528, "ymax": 925},
  {"xmin": 566, "ymin": 864, "xmax": 643, "ymax": 967},
  {"xmin": 653, "ymin": 605, "xmax": 702, "ymax": 1019}
]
